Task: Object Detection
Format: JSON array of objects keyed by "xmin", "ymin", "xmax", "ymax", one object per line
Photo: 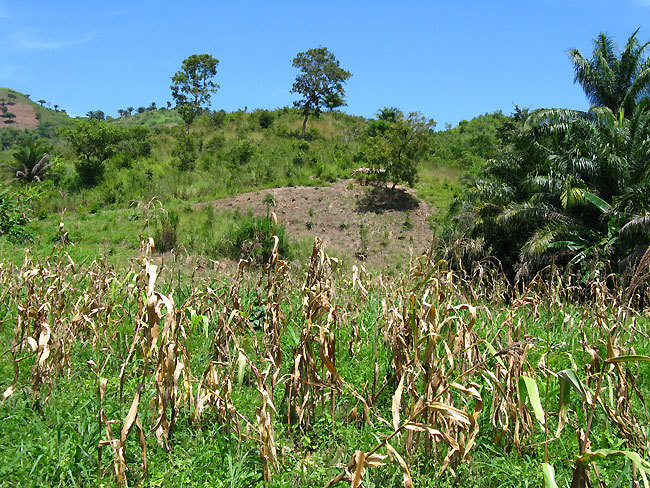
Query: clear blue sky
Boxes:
[{"xmin": 1, "ymin": 0, "xmax": 649, "ymax": 127}]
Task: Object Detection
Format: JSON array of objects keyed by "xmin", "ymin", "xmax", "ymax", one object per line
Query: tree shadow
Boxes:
[{"xmin": 355, "ymin": 185, "xmax": 420, "ymax": 214}]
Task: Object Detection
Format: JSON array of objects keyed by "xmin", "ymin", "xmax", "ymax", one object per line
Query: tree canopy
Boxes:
[
  {"xmin": 291, "ymin": 47, "xmax": 351, "ymax": 138},
  {"xmin": 568, "ymin": 29, "xmax": 650, "ymax": 117},
  {"xmin": 171, "ymin": 54, "xmax": 220, "ymax": 133},
  {"xmin": 364, "ymin": 110, "xmax": 435, "ymax": 189}
]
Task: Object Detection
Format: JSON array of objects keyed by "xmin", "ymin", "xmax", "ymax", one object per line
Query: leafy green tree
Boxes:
[
  {"xmin": 8, "ymin": 140, "xmax": 52, "ymax": 182},
  {"xmin": 137, "ymin": 106, "xmax": 146, "ymax": 114},
  {"xmin": 60, "ymin": 120, "xmax": 123, "ymax": 186},
  {"xmin": 147, "ymin": 102, "xmax": 157, "ymax": 111},
  {"xmin": 291, "ymin": 47, "xmax": 351, "ymax": 139},
  {"xmin": 2, "ymin": 112, "xmax": 16, "ymax": 124},
  {"xmin": 37, "ymin": 99, "xmax": 46, "ymax": 107},
  {"xmin": 568, "ymin": 29, "xmax": 650, "ymax": 117},
  {"xmin": 365, "ymin": 110, "xmax": 435, "ymax": 189},
  {"xmin": 171, "ymin": 54, "xmax": 220, "ymax": 134}
]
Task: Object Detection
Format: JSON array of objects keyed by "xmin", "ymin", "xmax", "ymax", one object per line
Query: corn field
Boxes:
[{"xmin": 1, "ymin": 237, "xmax": 649, "ymax": 487}]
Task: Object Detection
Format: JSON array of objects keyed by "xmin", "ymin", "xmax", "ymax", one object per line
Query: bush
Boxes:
[
  {"xmin": 172, "ymin": 133, "xmax": 197, "ymax": 171},
  {"xmin": 219, "ymin": 215, "xmax": 291, "ymax": 264},
  {"xmin": 75, "ymin": 159, "xmax": 105, "ymax": 186},
  {"xmin": 0, "ymin": 187, "xmax": 33, "ymax": 242},
  {"xmin": 154, "ymin": 211, "xmax": 179, "ymax": 253},
  {"xmin": 257, "ymin": 110, "xmax": 275, "ymax": 129},
  {"xmin": 228, "ymin": 140, "xmax": 255, "ymax": 167},
  {"xmin": 209, "ymin": 109, "xmax": 227, "ymax": 128}
]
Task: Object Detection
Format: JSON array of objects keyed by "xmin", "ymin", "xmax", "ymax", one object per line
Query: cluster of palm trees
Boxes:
[{"xmin": 447, "ymin": 29, "xmax": 650, "ymax": 281}]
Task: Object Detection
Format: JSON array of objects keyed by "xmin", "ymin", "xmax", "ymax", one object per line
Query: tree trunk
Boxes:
[
  {"xmin": 301, "ymin": 113, "xmax": 309, "ymax": 139},
  {"xmin": 185, "ymin": 123, "xmax": 190, "ymax": 135}
]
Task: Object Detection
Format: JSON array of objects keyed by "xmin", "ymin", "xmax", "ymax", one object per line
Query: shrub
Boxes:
[
  {"xmin": 209, "ymin": 109, "xmax": 227, "ymax": 128},
  {"xmin": 8, "ymin": 140, "xmax": 52, "ymax": 182},
  {"xmin": 257, "ymin": 110, "xmax": 275, "ymax": 129},
  {"xmin": 219, "ymin": 215, "xmax": 290, "ymax": 264},
  {"xmin": 228, "ymin": 140, "xmax": 255, "ymax": 167},
  {"xmin": 154, "ymin": 211, "xmax": 179, "ymax": 253},
  {"xmin": 171, "ymin": 133, "xmax": 197, "ymax": 171},
  {"xmin": 0, "ymin": 187, "xmax": 33, "ymax": 242}
]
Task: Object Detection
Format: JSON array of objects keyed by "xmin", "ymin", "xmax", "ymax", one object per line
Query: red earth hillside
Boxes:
[{"xmin": 1, "ymin": 102, "xmax": 39, "ymax": 130}]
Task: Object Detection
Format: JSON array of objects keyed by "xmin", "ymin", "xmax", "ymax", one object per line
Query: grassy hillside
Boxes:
[{"xmin": 0, "ymin": 88, "xmax": 507, "ymax": 269}]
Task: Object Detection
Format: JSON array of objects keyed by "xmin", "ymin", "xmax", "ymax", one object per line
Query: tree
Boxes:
[
  {"xmin": 126, "ymin": 107, "xmax": 134, "ymax": 116},
  {"xmin": 170, "ymin": 54, "xmax": 220, "ymax": 133},
  {"xmin": 37, "ymin": 99, "xmax": 46, "ymax": 107},
  {"xmin": 324, "ymin": 91, "xmax": 346, "ymax": 111},
  {"xmin": 147, "ymin": 102, "xmax": 157, "ymax": 111},
  {"xmin": 8, "ymin": 140, "xmax": 52, "ymax": 182},
  {"xmin": 365, "ymin": 110, "xmax": 435, "ymax": 189},
  {"xmin": 2, "ymin": 112, "xmax": 16, "ymax": 124},
  {"xmin": 137, "ymin": 106, "xmax": 146, "ymax": 114},
  {"xmin": 60, "ymin": 120, "xmax": 123, "ymax": 186},
  {"xmin": 53, "ymin": 104, "xmax": 59, "ymax": 112},
  {"xmin": 87, "ymin": 110, "xmax": 105, "ymax": 121},
  {"xmin": 291, "ymin": 47, "xmax": 351, "ymax": 138},
  {"xmin": 568, "ymin": 29, "xmax": 650, "ymax": 117}
]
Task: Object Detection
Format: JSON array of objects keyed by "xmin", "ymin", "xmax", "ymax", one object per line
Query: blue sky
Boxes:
[{"xmin": 1, "ymin": 1, "xmax": 649, "ymax": 127}]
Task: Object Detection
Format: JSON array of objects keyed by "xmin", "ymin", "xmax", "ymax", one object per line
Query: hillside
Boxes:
[{"xmin": 0, "ymin": 88, "xmax": 507, "ymax": 269}]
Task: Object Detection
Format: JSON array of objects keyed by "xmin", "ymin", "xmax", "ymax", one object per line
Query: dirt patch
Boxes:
[
  {"xmin": 200, "ymin": 179, "xmax": 438, "ymax": 269},
  {"xmin": 1, "ymin": 103, "xmax": 39, "ymax": 130}
]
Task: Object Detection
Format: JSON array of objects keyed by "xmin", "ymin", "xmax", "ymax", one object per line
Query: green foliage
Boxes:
[
  {"xmin": 568, "ymin": 28, "xmax": 650, "ymax": 117},
  {"xmin": 363, "ymin": 110, "xmax": 435, "ymax": 188},
  {"xmin": 219, "ymin": 215, "xmax": 291, "ymax": 264},
  {"xmin": 171, "ymin": 54, "xmax": 220, "ymax": 133},
  {"xmin": 86, "ymin": 110, "xmax": 105, "ymax": 120},
  {"xmin": 8, "ymin": 139, "xmax": 52, "ymax": 182},
  {"xmin": 0, "ymin": 186, "xmax": 34, "ymax": 242},
  {"xmin": 446, "ymin": 103, "xmax": 650, "ymax": 279},
  {"xmin": 257, "ymin": 109, "xmax": 275, "ymax": 129},
  {"xmin": 171, "ymin": 133, "xmax": 197, "ymax": 171},
  {"xmin": 291, "ymin": 47, "xmax": 352, "ymax": 138},
  {"xmin": 228, "ymin": 139, "xmax": 255, "ymax": 167},
  {"xmin": 60, "ymin": 119, "xmax": 124, "ymax": 186}
]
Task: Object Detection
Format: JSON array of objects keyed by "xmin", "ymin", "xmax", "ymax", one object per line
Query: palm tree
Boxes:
[
  {"xmin": 7, "ymin": 140, "xmax": 52, "ymax": 182},
  {"xmin": 447, "ymin": 103, "xmax": 650, "ymax": 279},
  {"xmin": 568, "ymin": 29, "xmax": 650, "ymax": 117}
]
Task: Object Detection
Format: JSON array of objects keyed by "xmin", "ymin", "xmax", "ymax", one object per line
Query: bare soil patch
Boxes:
[
  {"xmin": 1, "ymin": 103, "xmax": 39, "ymax": 130},
  {"xmin": 201, "ymin": 179, "xmax": 437, "ymax": 269}
]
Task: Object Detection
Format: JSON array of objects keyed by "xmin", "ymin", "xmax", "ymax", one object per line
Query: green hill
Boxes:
[{"xmin": 0, "ymin": 87, "xmax": 508, "ymax": 268}]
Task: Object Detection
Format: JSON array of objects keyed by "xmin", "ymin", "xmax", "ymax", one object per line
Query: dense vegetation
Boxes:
[{"xmin": 0, "ymin": 32, "xmax": 649, "ymax": 488}]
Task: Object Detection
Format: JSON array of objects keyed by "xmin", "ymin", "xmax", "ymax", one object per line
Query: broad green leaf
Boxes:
[
  {"xmin": 519, "ymin": 375, "xmax": 545, "ymax": 427},
  {"xmin": 542, "ymin": 462, "xmax": 559, "ymax": 488},
  {"xmin": 582, "ymin": 190, "xmax": 611, "ymax": 212},
  {"xmin": 557, "ymin": 369, "xmax": 591, "ymax": 403}
]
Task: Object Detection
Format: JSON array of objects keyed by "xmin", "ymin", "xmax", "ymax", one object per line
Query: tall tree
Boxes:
[
  {"xmin": 568, "ymin": 29, "xmax": 650, "ymax": 117},
  {"xmin": 291, "ymin": 47, "xmax": 351, "ymax": 138},
  {"xmin": 170, "ymin": 54, "xmax": 220, "ymax": 134}
]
